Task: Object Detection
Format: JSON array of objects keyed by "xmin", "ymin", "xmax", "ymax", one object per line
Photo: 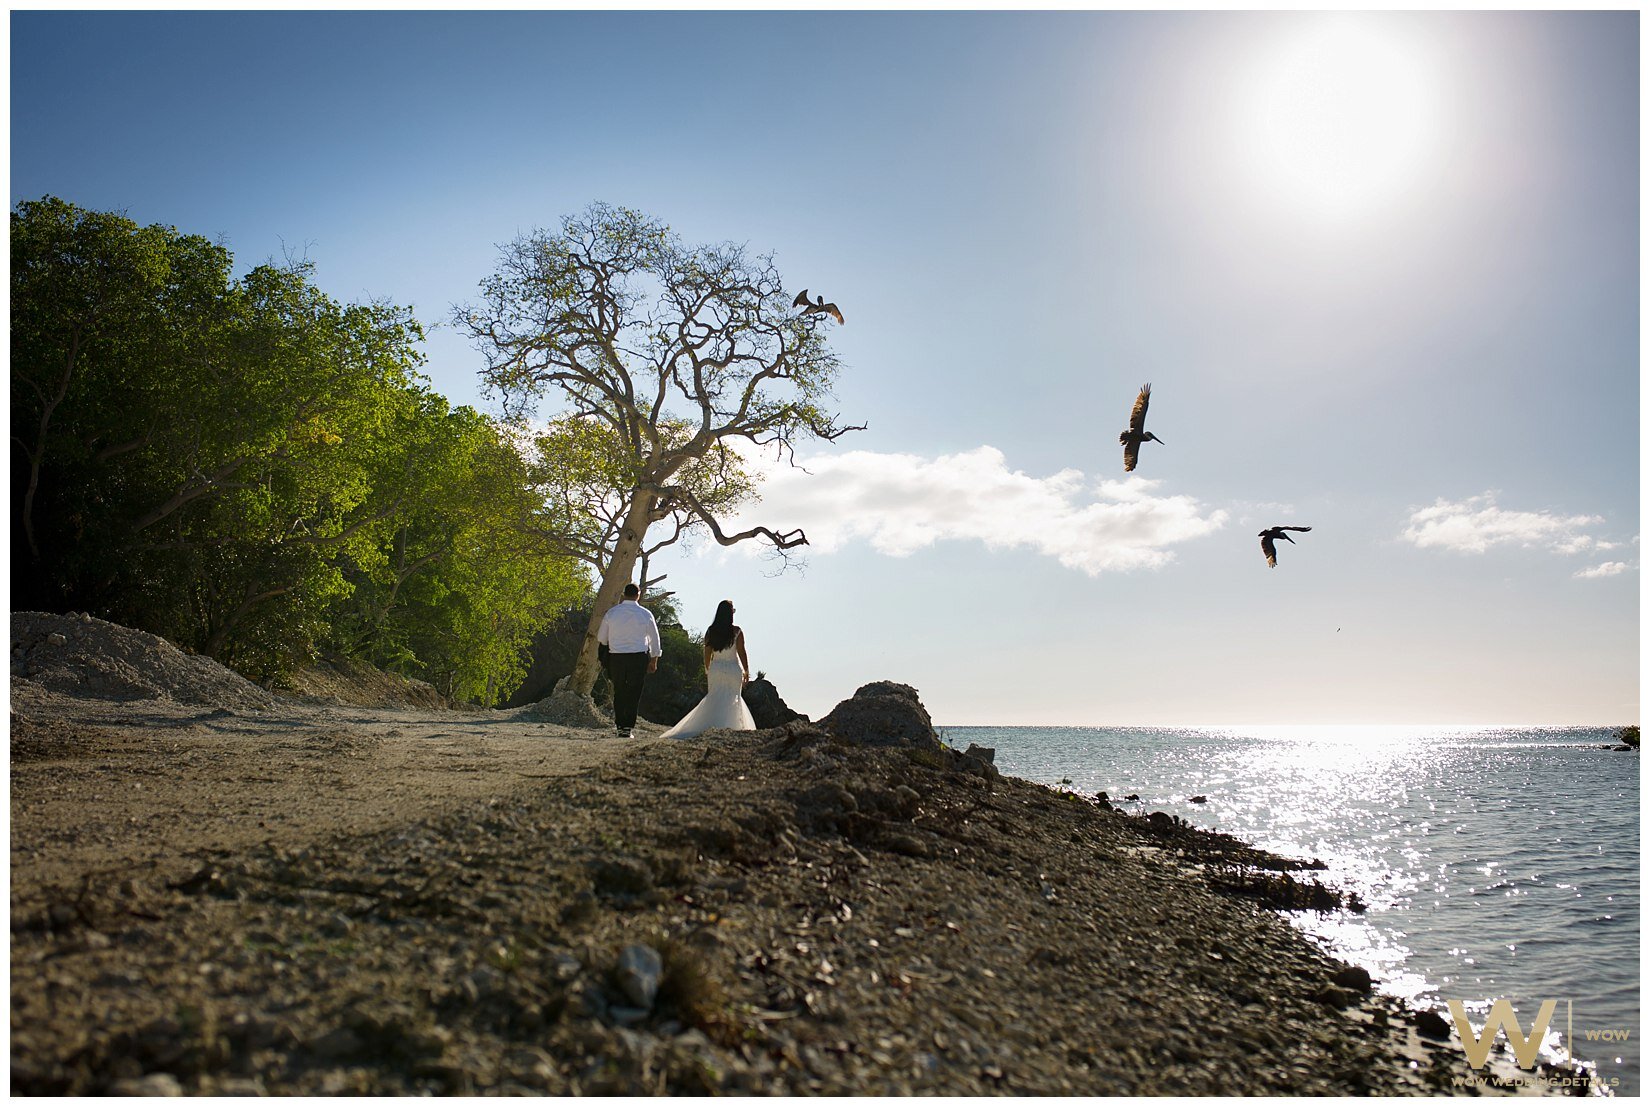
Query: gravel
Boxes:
[
  {"xmin": 10, "ymin": 703, "xmax": 1589, "ymax": 1095},
  {"xmin": 9, "ymin": 618, "xmax": 1586, "ymax": 1095}
]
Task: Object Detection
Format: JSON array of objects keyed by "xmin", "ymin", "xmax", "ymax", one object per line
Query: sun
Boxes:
[{"xmin": 1233, "ymin": 16, "xmax": 1445, "ymax": 225}]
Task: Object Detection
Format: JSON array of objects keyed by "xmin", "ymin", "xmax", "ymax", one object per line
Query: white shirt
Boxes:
[{"xmin": 597, "ymin": 599, "xmax": 662, "ymax": 657}]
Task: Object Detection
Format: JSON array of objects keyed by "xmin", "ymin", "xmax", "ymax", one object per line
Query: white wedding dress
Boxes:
[{"xmin": 662, "ymin": 646, "xmax": 756, "ymax": 739}]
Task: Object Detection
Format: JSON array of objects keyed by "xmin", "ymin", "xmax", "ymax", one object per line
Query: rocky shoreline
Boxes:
[{"xmin": 9, "ymin": 632, "xmax": 1592, "ymax": 1094}]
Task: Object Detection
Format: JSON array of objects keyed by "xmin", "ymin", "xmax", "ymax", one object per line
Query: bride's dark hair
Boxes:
[{"xmin": 704, "ymin": 600, "xmax": 737, "ymax": 652}]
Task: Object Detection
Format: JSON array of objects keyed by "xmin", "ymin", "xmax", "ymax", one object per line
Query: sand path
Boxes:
[{"xmin": 9, "ymin": 684, "xmax": 654, "ymax": 894}]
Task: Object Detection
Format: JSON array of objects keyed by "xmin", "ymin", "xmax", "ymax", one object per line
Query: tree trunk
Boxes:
[{"xmin": 567, "ymin": 488, "xmax": 657, "ymax": 697}]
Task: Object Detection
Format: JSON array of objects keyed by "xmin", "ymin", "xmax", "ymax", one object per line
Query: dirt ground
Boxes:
[
  {"xmin": 8, "ymin": 613, "xmax": 1589, "ymax": 1096},
  {"xmin": 10, "ymin": 681, "xmax": 653, "ymax": 894}
]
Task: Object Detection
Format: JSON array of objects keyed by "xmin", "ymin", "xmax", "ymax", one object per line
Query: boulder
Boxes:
[
  {"xmin": 742, "ymin": 676, "xmax": 806, "ymax": 729},
  {"xmin": 958, "ymin": 744, "xmax": 999, "ymax": 781},
  {"xmin": 1414, "ymin": 1008, "xmax": 1452, "ymax": 1040},
  {"xmin": 1331, "ymin": 964, "xmax": 1374, "ymax": 993},
  {"xmin": 820, "ymin": 681, "xmax": 941, "ymax": 751}
]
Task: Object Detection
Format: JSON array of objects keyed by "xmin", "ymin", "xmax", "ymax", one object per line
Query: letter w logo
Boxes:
[{"xmin": 1447, "ymin": 999, "xmax": 1558, "ymax": 1070}]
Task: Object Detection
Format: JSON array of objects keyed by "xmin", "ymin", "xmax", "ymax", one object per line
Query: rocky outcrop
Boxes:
[
  {"xmin": 820, "ymin": 681, "xmax": 940, "ymax": 751},
  {"xmin": 742, "ymin": 676, "xmax": 805, "ymax": 729}
]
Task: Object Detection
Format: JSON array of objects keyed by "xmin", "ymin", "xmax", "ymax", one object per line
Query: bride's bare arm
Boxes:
[
  {"xmin": 703, "ymin": 642, "xmax": 712, "ymax": 672},
  {"xmin": 736, "ymin": 630, "xmax": 750, "ymax": 683}
]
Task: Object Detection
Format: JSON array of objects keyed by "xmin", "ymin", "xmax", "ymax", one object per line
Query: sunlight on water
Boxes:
[{"xmin": 946, "ymin": 723, "xmax": 1640, "ymax": 1095}]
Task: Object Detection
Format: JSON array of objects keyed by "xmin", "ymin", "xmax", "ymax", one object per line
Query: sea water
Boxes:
[{"xmin": 942, "ymin": 725, "xmax": 1640, "ymax": 1094}]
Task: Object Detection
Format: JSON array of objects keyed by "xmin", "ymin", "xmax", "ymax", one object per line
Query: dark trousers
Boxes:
[{"xmin": 608, "ymin": 652, "xmax": 650, "ymax": 730}]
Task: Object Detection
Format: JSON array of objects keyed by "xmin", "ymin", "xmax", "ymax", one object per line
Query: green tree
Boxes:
[
  {"xmin": 458, "ymin": 203, "xmax": 859, "ymax": 699},
  {"xmin": 11, "ymin": 196, "xmax": 590, "ymax": 690},
  {"xmin": 527, "ymin": 413, "xmax": 756, "ymax": 601},
  {"xmin": 12, "ymin": 196, "xmax": 233, "ymax": 606},
  {"xmin": 335, "ymin": 397, "xmax": 589, "ymax": 704}
]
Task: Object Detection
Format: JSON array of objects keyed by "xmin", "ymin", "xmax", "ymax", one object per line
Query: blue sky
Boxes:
[{"xmin": 11, "ymin": 11, "xmax": 1639, "ymax": 724}]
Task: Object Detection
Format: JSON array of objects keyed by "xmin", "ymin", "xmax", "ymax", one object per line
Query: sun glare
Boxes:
[{"xmin": 1234, "ymin": 17, "xmax": 1444, "ymax": 225}]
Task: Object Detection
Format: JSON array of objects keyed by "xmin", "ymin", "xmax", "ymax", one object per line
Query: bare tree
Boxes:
[{"xmin": 458, "ymin": 204, "xmax": 860, "ymax": 698}]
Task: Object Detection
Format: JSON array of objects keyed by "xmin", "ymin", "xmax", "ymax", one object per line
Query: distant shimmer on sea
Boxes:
[{"xmin": 941, "ymin": 724, "xmax": 1640, "ymax": 1094}]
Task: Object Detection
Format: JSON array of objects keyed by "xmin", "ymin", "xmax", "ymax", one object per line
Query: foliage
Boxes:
[
  {"xmin": 11, "ymin": 196, "xmax": 587, "ymax": 693},
  {"xmin": 331, "ymin": 398, "xmax": 588, "ymax": 704},
  {"xmin": 527, "ymin": 413, "xmax": 756, "ymax": 590}
]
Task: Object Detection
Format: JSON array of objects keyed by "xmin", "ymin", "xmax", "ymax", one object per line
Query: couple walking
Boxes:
[{"xmin": 596, "ymin": 584, "xmax": 757, "ymax": 740}]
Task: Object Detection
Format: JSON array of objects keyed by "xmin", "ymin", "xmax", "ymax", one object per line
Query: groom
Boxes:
[{"xmin": 596, "ymin": 584, "xmax": 660, "ymax": 738}]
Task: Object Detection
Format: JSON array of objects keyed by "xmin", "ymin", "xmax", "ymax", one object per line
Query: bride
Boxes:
[{"xmin": 662, "ymin": 600, "xmax": 756, "ymax": 740}]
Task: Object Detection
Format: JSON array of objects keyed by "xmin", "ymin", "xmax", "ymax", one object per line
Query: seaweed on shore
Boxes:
[
  {"xmin": 1128, "ymin": 808, "xmax": 1328, "ymax": 873},
  {"xmin": 1205, "ymin": 866, "xmax": 1367, "ymax": 913}
]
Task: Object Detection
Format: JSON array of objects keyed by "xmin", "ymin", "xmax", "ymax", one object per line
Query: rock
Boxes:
[
  {"xmin": 1331, "ymin": 965, "xmax": 1374, "ymax": 993},
  {"xmin": 851, "ymin": 783, "xmax": 919, "ymax": 819},
  {"xmin": 1312, "ymin": 985, "xmax": 1359, "ymax": 1009},
  {"xmin": 609, "ymin": 1006, "xmax": 649, "ymax": 1026},
  {"xmin": 1414, "ymin": 1008, "xmax": 1452, "ymax": 1039},
  {"xmin": 885, "ymin": 832, "xmax": 931, "ymax": 858},
  {"xmin": 549, "ymin": 951, "xmax": 584, "ymax": 982},
  {"xmin": 793, "ymin": 782, "xmax": 859, "ymax": 831},
  {"xmin": 743, "ymin": 677, "xmax": 806, "ymax": 729},
  {"xmin": 590, "ymin": 857, "xmax": 655, "ymax": 898},
  {"xmin": 309, "ymin": 1025, "xmax": 364, "ymax": 1059},
  {"xmin": 1188, "ymin": 795, "xmax": 1208, "ymax": 804},
  {"xmin": 46, "ymin": 632, "xmax": 67, "ymax": 647},
  {"xmin": 216, "ymin": 1077, "xmax": 267, "ymax": 1096},
  {"xmin": 109, "ymin": 1073, "xmax": 184, "ymax": 1096},
  {"xmin": 615, "ymin": 944, "xmax": 663, "ymax": 1010},
  {"xmin": 958, "ymin": 750, "xmax": 999, "ymax": 781},
  {"xmin": 962, "ymin": 743, "xmax": 994, "ymax": 763},
  {"xmin": 821, "ymin": 682, "xmax": 940, "ymax": 750}
]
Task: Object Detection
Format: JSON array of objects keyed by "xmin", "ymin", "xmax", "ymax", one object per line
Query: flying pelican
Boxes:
[
  {"xmin": 1258, "ymin": 526, "xmax": 1312, "ymax": 568},
  {"xmin": 1119, "ymin": 383, "xmax": 1164, "ymax": 473},
  {"xmin": 792, "ymin": 289, "xmax": 845, "ymax": 325}
]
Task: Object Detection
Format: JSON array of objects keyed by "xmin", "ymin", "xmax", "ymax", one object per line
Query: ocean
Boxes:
[{"xmin": 942, "ymin": 724, "xmax": 1640, "ymax": 1095}]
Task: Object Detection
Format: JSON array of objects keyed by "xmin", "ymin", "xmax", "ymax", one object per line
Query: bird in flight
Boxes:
[
  {"xmin": 792, "ymin": 289, "xmax": 845, "ymax": 325},
  {"xmin": 1258, "ymin": 526, "xmax": 1313, "ymax": 568},
  {"xmin": 1119, "ymin": 383, "xmax": 1164, "ymax": 472}
]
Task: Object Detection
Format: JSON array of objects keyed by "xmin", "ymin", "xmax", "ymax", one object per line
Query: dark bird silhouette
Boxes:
[
  {"xmin": 792, "ymin": 289, "xmax": 844, "ymax": 325},
  {"xmin": 1258, "ymin": 525, "xmax": 1313, "ymax": 568},
  {"xmin": 1119, "ymin": 383, "xmax": 1164, "ymax": 472}
]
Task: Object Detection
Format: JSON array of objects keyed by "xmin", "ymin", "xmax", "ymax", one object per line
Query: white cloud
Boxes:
[
  {"xmin": 1574, "ymin": 561, "xmax": 1631, "ymax": 580},
  {"xmin": 1400, "ymin": 493, "xmax": 1606, "ymax": 556},
  {"xmin": 722, "ymin": 445, "xmax": 1228, "ymax": 575}
]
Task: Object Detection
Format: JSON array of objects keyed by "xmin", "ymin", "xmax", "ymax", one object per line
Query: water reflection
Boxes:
[{"xmin": 957, "ymin": 724, "xmax": 1639, "ymax": 1094}]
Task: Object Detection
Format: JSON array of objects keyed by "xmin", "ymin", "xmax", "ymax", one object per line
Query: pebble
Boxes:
[
  {"xmin": 615, "ymin": 944, "xmax": 663, "ymax": 1009},
  {"xmin": 10, "ymin": 697, "xmax": 1532, "ymax": 1098},
  {"xmin": 109, "ymin": 1073, "xmax": 184, "ymax": 1096}
]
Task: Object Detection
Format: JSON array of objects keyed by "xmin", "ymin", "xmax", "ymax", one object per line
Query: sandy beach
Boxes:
[{"xmin": 9, "ymin": 617, "xmax": 1589, "ymax": 1096}]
